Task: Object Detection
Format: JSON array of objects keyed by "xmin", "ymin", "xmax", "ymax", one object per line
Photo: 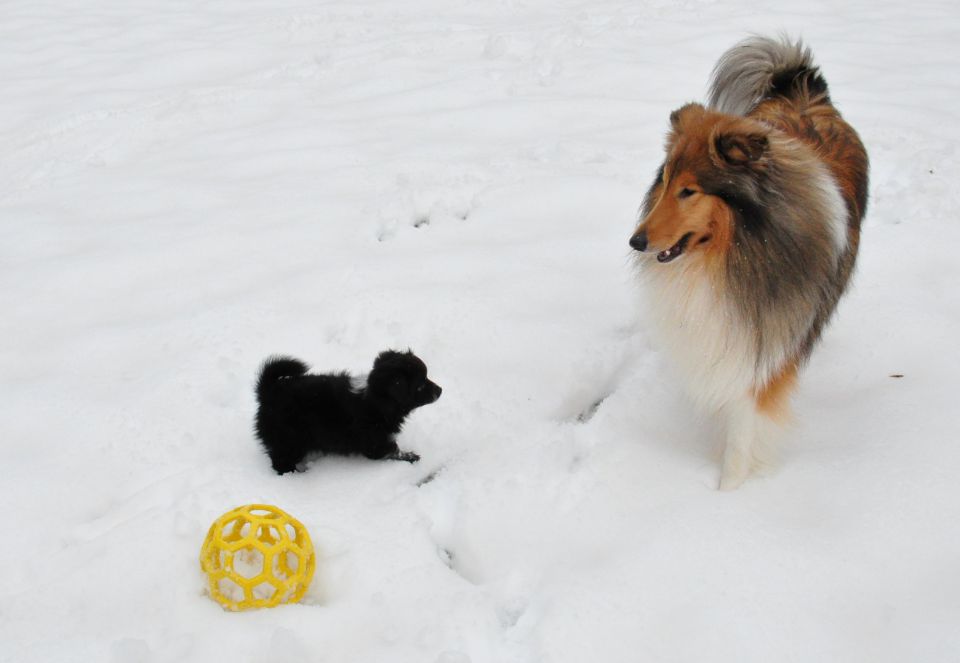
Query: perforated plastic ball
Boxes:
[{"xmin": 199, "ymin": 504, "xmax": 315, "ymax": 611}]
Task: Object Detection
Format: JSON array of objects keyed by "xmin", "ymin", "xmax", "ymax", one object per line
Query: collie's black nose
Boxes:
[{"xmin": 630, "ymin": 230, "xmax": 648, "ymax": 252}]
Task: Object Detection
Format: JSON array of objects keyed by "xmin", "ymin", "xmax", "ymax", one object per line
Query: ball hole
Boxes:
[
  {"xmin": 252, "ymin": 581, "xmax": 278, "ymax": 601},
  {"xmin": 217, "ymin": 577, "xmax": 246, "ymax": 603},
  {"xmin": 222, "ymin": 517, "xmax": 251, "ymax": 543},
  {"xmin": 231, "ymin": 546, "xmax": 265, "ymax": 580}
]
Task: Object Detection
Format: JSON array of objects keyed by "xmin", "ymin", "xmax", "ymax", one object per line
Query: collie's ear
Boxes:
[
  {"xmin": 712, "ymin": 131, "xmax": 768, "ymax": 166},
  {"xmin": 669, "ymin": 103, "xmax": 706, "ymax": 132}
]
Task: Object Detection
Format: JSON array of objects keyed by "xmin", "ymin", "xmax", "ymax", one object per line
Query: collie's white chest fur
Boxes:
[{"xmin": 641, "ymin": 260, "xmax": 785, "ymax": 411}]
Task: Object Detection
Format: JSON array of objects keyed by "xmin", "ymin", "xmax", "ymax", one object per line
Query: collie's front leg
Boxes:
[
  {"xmin": 719, "ymin": 365, "xmax": 796, "ymax": 490},
  {"xmin": 719, "ymin": 397, "xmax": 757, "ymax": 490},
  {"xmin": 718, "ymin": 396, "xmax": 783, "ymax": 490}
]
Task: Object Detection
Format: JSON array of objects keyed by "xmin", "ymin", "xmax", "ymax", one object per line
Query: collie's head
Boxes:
[{"xmin": 630, "ymin": 103, "xmax": 772, "ymax": 265}]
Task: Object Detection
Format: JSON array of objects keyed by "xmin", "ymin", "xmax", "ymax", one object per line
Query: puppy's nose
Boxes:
[
  {"xmin": 432, "ymin": 385, "xmax": 442, "ymax": 401},
  {"xmin": 630, "ymin": 230, "xmax": 648, "ymax": 252}
]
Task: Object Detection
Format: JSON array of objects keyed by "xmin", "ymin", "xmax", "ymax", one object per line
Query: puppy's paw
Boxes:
[
  {"xmin": 394, "ymin": 450, "xmax": 420, "ymax": 463},
  {"xmin": 270, "ymin": 456, "xmax": 301, "ymax": 475}
]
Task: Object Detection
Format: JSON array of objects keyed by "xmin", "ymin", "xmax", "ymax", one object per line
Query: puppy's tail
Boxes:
[
  {"xmin": 707, "ymin": 35, "xmax": 829, "ymax": 116},
  {"xmin": 256, "ymin": 356, "xmax": 308, "ymax": 400}
]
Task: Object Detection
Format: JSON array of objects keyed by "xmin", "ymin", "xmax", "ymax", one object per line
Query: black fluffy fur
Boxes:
[{"xmin": 254, "ymin": 350, "xmax": 441, "ymax": 474}]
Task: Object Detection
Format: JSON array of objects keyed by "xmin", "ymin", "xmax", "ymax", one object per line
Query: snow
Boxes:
[{"xmin": 2, "ymin": 1, "xmax": 959, "ymax": 661}]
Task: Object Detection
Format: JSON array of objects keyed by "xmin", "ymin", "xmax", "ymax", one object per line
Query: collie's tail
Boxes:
[
  {"xmin": 256, "ymin": 356, "xmax": 308, "ymax": 400},
  {"xmin": 707, "ymin": 35, "xmax": 829, "ymax": 116}
]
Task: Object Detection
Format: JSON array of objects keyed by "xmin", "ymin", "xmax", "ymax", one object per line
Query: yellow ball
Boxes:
[{"xmin": 199, "ymin": 504, "xmax": 315, "ymax": 611}]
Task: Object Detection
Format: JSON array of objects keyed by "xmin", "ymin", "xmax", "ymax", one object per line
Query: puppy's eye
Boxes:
[{"xmin": 678, "ymin": 187, "xmax": 696, "ymax": 199}]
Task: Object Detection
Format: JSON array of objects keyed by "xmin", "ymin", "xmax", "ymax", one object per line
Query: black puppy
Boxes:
[{"xmin": 254, "ymin": 350, "xmax": 441, "ymax": 474}]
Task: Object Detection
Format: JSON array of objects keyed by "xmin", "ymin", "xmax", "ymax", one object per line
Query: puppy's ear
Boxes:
[
  {"xmin": 373, "ymin": 350, "xmax": 398, "ymax": 369},
  {"xmin": 711, "ymin": 130, "xmax": 768, "ymax": 167}
]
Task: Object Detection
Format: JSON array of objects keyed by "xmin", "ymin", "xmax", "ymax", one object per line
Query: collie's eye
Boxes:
[{"xmin": 678, "ymin": 187, "xmax": 696, "ymax": 199}]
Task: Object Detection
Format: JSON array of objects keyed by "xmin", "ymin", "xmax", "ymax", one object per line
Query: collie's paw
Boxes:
[
  {"xmin": 718, "ymin": 471, "xmax": 748, "ymax": 491},
  {"xmin": 718, "ymin": 456, "xmax": 751, "ymax": 491}
]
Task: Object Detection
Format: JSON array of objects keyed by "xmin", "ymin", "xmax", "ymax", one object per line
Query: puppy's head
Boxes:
[{"xmin": 367, "ymin": 350, "xmax": 442, "ymax": 414}]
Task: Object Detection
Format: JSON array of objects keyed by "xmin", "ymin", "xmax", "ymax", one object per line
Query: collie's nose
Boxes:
[{"xmin": 630, "ymin": 230, "xmax": 648, "ymax": 252}]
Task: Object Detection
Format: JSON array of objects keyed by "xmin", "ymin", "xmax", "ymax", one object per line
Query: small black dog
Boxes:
[{"xmin": 254, "ymin": 350, "xmax": 442, "ymax": 474}]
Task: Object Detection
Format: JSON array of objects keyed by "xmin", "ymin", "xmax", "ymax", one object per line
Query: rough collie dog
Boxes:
[
  {"xmin": 255, "ymin": 351, "xmax": 442, "ymax": 474},
  {"xmin": 629, "ymin": 36, "xmax": 868, "ymax": 489}
]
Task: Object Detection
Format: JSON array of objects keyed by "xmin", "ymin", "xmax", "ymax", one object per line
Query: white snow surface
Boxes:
[{"xmin": 2, "ymin": 1, "xmax": 959, "ymax": 662}]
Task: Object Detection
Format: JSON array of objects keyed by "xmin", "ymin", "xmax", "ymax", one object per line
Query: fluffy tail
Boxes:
[
  {"xmin": 256, "ymin": 356, "xmax": 308, "ymax": 400},
  {"xmin": 707, "ymin": 35, "xmax": 829, "ymax": 116}
]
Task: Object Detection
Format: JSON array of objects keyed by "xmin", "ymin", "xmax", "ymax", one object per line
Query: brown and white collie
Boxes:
[{"xmin": 630, "ymin": 36, "xmax": 869, "ymax": 489}]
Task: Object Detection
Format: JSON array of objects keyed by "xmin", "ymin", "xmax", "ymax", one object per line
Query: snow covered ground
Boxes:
[{"xmin": 2, "ymin": 1, "xmax": 959, "ymax": 661}]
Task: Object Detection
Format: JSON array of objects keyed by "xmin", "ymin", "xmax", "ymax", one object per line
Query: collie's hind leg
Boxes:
[{"xmin": 718, "ymin": 364, "xmax": 796, "ymax": 490}]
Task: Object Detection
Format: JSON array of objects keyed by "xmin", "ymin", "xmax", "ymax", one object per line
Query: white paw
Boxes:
[{"xmin": 718, "ymin": 454, "xmax": 751, "ymax": 491}]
